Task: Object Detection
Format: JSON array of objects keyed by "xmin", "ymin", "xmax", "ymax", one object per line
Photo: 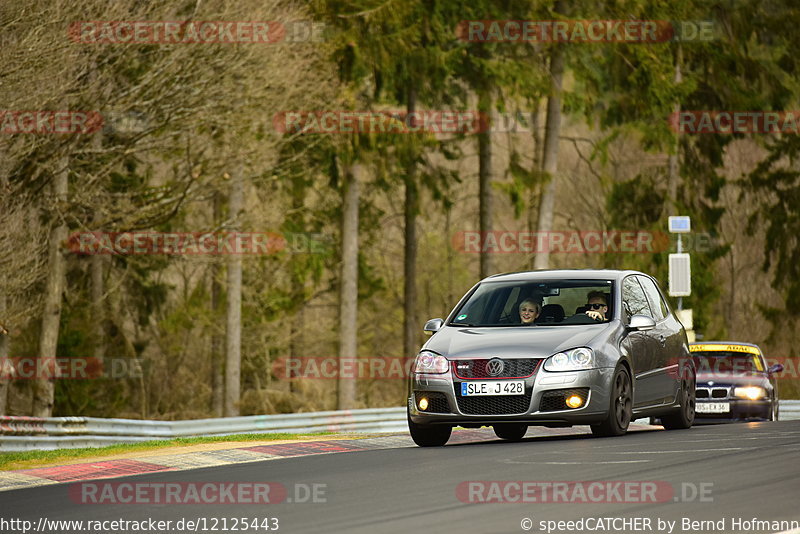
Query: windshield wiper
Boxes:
[{"xmin": 450, "ymin": 322, "xmax": 477, "ymax": 327}]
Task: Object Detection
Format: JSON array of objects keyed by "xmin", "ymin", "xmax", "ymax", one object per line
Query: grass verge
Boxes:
[{"xmin": 0, "ymin": 432, "xmax": 334, "ymax": 471}]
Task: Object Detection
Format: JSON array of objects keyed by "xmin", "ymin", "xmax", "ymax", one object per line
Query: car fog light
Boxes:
[
  {"xmin": 565, "ymin": 395, "xmax": 584, "ymax": 409},
  {"xmin": 418, "ymin": 397, "xmax": 429, "ymax": 411}
]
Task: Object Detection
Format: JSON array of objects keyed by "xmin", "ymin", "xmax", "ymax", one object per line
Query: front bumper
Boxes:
[
  {"xmin": 694, "ymin": 398, "xmax": 773, "ymax": 423},
  {"xmin": 408, "ymin": 367, "xmax": 614, "ymax": 426}
]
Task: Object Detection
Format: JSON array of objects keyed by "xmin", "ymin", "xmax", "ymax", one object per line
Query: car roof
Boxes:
[
  {"xmin": 689, "ymin": 341, "xmax": 763, "ymax": 355},
  {"xmin": 483, "ymin": 269, "xmax": 646, "ymax": 283}
]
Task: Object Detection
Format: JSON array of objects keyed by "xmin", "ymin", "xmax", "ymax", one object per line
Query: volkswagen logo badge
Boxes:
[{"xmin": 486, "ymin": 358, "xmax": 504, "ymax": 377}]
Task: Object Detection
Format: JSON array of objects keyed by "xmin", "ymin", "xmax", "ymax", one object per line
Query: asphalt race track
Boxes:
[{"xmin": 3, "ymin": 421, "xmax": 800, "ymax": 534}]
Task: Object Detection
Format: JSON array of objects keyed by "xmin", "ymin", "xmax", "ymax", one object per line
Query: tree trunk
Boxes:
[
  {"xmin": 288, "ymin": 312, "xmax": 303, "ymax": 397},
  {"xmin": 445, "ymin": 203, "xmax": 455, "ymax": 305},
  {"xmin": 211, "ymin": 191, "xmax": 224, "ymax": 416},
  {"xmin": 224, "ymin": 175, "xmax": 243, "ymax": 417},
  {"xmin": 0, "ymin": 294, "xmax": 8, "ymax": 415},
  {"xmin": 338, "ymin": 163, "xmax": 360, "ymax": 410},
  {"xmin": 90, "ymin": 255, "xmax": 104, "ymax": 363},
  {"xmin": 32, "ymin": 157, "xmax": 68, "ymax": 417},
  {"xmin": 534, "ymin": 7, "xmax": 566, "ymax": 271},
  {"xmin": 288, "ymin": 177, "xmax": 306, "ymax": 396},
  {"xmin": 0, "ymin": 157, "xmax": 8, "ymax": 415},
  {"xmin": 668, "ymin": 44, "xmax": 683, "ymax": 207},
  {"xmin": 403, "ymin": 86, "xmax": 419, "ymax": 369},
  {"xmin": 529, "ymin": 105, "xmax": 542, "ymax": 269},
  {"xmin": 90, "ymin": 94, "xmax": 105, "ymax": 365},
  {"xmin": 478, "ymin": 90, "xmax": 493, "ymax": 278}
]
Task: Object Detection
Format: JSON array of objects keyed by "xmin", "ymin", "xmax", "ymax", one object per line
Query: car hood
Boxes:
[
  {"xmin": 696, "ymin": 372, "xmax": 770, "ymax": 387},
  {"xmin": 423, "ymin": 324, "xmax": 613, "ymax": 359}
]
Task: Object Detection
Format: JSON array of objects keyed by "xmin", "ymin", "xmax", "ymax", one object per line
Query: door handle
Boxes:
[{"xmin": 658, "ymin": 335, "xmax": 666, "ymax": 347}]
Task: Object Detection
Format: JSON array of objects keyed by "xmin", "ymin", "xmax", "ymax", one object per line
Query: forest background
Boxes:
[{"xmin": 1, "ymin": 0, "xmax": 798, "ymax": 419}]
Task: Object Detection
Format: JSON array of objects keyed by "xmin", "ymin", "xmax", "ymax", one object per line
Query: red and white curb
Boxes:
[{"xmin": 0, "ymin": 424, "xmax": 658, "ymax": 493}]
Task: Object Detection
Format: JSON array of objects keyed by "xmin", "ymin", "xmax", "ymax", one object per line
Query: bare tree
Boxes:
[
  {"xmin": 224, "ymin": 174, "xmax": 243, "ymax": 417},
  {"xmin": 668, "ymin": 45, "xmax": 683, "ymax": 207},
  {"xmin": 338, "ymin": 163, "xmax": 361, "ymax": 410},
  {"xmin": 0, "ymin": 295, "xmax": 8, "ymax": 415},
  {"xmin": 211, "ymin": 191, "xmax": 224, "ymax": 416},
  {"xmin": 403, "ymin": 87, "xmax": 419, "ymax": 365},
  {"xmin": 534, "ymin": 0, "xmax": 566, "ymax": 270},
  {"xmin": 478, "ymin": 90, "xmax": 494, "ymax": 278},
  {"xmin": 32, "ymin": 157, "xmax": 68, "ymax": 417}
]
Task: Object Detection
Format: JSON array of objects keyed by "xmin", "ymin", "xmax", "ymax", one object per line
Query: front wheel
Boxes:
[
  {"xmin": 493, "ymin": 423, "xmax": 528, "ymax": 441},
  {"xmin": 661, "ymin": 372, "xmax": 696, "ymax": 430},
  {"xmin": 408, "ymin": 414, "xmax": 451, "ymax": 447},
  {"xmin": 591, "ymin": 366, "xmax": 632, "ymax": 437}
]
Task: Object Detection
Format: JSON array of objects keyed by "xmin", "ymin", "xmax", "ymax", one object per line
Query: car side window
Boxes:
[
  {"xmin": 637, "ymin": 276, "xmax": 667, "ymax": 322},
  {"xmin": 622, "ymin": 276, "xmax": 653, "ymax": 322}
]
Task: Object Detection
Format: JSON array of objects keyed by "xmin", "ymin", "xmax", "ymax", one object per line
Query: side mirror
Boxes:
[
  {"xmin": 423, "ymin": 318, "xmax": 444, "ymax": 334},
  {"xmin": 628, "ymin": 314, "xmax": 656, "ymax": 332},
  {"xmin": 768, "ymin": 363, "xmax": 784, "ymax": 375}
]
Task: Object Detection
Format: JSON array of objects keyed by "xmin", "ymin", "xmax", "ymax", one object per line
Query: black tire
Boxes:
[
  {"xmin": 493, "ymin": 423, "xmax": 528, "ymax": 441},
  {"xmin": 591, "ymin": 366, "xmax": 633, "ymax": 437},
  {"xmin": 408, "ymin": 414, "xmax": 451, "ymax": 447},
  {"xmin": 770, "ymin": 401, "xmax": 779, "ymax": 422},
  {"xmin": 661, "ymin": 370, "xmax": 696, "ymax": 430}
]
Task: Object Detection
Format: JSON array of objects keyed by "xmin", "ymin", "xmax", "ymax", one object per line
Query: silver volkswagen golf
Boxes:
[{"xmin": 407, "ymin": 270, "xmax": 695, "ymax": 446}]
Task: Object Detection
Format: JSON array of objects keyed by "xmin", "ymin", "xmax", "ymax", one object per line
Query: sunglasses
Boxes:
[{"xmin": 586, "ymin": 303, "xmax": 606, "ymax": 310}]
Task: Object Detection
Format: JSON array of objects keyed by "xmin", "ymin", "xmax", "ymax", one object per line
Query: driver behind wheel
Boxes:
[{"xmin": 585, "ymin": 291, "xmax": 608, "ymax": 322}]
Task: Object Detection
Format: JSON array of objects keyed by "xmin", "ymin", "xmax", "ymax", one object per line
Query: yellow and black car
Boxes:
[{"xmin": 689, "ymin": 342, "xmax": 783, "ymax": 422}]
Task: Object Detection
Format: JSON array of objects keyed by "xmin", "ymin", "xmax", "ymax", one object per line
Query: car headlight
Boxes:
[
  {"xmin": 413, "ymin": 351, "xmax": 449, "ymax": 374},
  {"xmin": 734, "ymin": 386, "xmax": 766, "ymax": 400},
  {"xmin": 544, "ymin": 348, "xmax": 595, "ymax": 372}
]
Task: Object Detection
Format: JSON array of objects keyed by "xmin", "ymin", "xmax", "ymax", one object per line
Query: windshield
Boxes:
[
  {"xmin": 449, "ymin": 279, "xmax": 614, "ymax": 327},
  {"xmin": 691, "ymin": 351, "xmax": 764, "ymax": 374}
]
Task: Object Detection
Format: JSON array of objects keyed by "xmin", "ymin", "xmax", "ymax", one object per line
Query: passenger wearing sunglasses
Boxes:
[{"xmin": 585, "ymin": 291, "xmax": 608, "ymax": 322}]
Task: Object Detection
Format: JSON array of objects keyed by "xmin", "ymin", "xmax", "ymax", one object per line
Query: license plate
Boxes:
[
  {"xmin": 460, "ymin": 381, "xmax": 524, "ymax": 396},
  {"xmin": 696, "ymin": 402, "xmax": 730, "ymax": 414}
]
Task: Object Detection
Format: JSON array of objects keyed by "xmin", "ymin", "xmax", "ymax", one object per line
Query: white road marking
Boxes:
[
  {"xmin": 502, "ymin": 458, "xmax": 650, "ymax": 465},
  {"xmin": 544, "ymin": 460, "xmax": 651, "ymax": 465},
  {"xmin": 605, "ymin": 447, "xmax": 753, "ymax": 454}
]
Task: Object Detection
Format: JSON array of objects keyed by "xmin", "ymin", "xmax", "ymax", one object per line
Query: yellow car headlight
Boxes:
[{"xmin": 733, "ymin": 386, "xmax": 766, "ymax": 400}]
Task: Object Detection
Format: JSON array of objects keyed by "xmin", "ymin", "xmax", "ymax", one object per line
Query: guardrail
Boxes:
[
  {"xmin": 0, "ymin": 407, "xmax": 408, "ymax": 451},
  {"xmin": 781, "ymin": 399, "xmax": 800, "ymax": 419},
  {"xmin": 2, "ymin": 401, "xmax": 799, "ymax": 452}
]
